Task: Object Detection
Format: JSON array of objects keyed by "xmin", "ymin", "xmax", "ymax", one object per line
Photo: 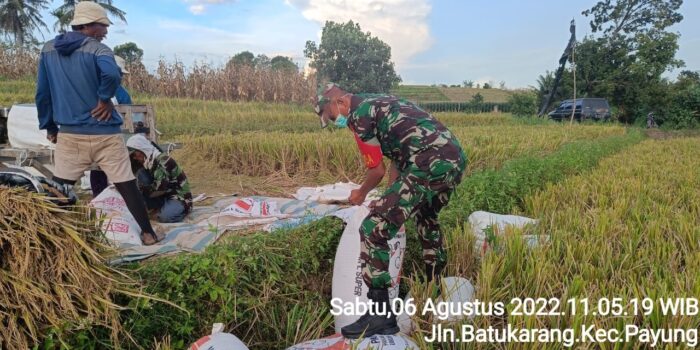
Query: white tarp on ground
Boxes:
[
  {"xmin": 7, "ymin": 104, "xmax": 54, "ymax": 150},
  {"xmin": 106, "ymin": 195, "xmax": 340, "ymax": 264},
  {"xmin": 468, "ymin": 211, "xmax": 546, "ymax": 253},
  {"xmin": 294, "ymin": 182, "xmax": 379, "ymax": 203}
]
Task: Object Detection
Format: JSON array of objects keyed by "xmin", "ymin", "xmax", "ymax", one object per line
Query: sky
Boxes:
[{"xmin": 33, "ymin": 0, "xmax": 700, "ymax": 88}]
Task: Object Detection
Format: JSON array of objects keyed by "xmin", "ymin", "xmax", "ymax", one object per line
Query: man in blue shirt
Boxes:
[
  {"xmin": 89, "ymin": 55, "xmax": 133, "ymax": 198},
  {"xmin": 35, "ymin": 2, "xmax": 162, "ymax": 245}
]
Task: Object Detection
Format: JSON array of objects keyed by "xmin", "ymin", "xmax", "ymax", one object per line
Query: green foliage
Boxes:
[
  {"xmin": 482, "ymin": 82, "xmax": 492, "ymax": 89},
  {"xmin": 113, "ymin": 42, "xmax": 143, "ymax": 64},
  {"xmin": 508, "ymin": 90, "xmax": 538, "ymax": 117},
  {"xmin": 463, "ymin": 80, "xmax": 474, "ymax": 88},
  {"xmin": 566, "ymin": 0, "xmax": 686, "ymax": 124},
  {"xmin": 439, "ymin": 129, "xmax": 645, "ymax": 228},
  {"xmin": 225, "ymin": 52, "xmax": 296, "ymax": 72},
  {"xmin": 270, "ymin": 55, "xmax": 297, "ymax": 72},
  {"xmin": 0, "ymin": 0, "xmax": 49, "ymax": 47},
  {"xmin": 227, "ymin": 50, "xmax": 255, "ymax": 68},
  {"xmin": 539, "ymin": 1, "xmax": 687, "ymax": 124},
  {"xmin": 116, "ymin": 217, "xmax": 345, "ymax": 349},
  {"xmin": 304, "ymin": 20, "xmax": 401, "ymax": 93},
  {"xmin": 658, "ymin": 82, "xmax": 700, "ymax": 129},
  {"xmin": 471, "ymin": 92, "xmax": 484, "ymax": 104},
  {"xmin": 419, "ymin": 101, "xmax": 511, "ymax": 113},
  {"xmin": 582, "ymin": 0, "xmax": 683, "ymax": 38}
]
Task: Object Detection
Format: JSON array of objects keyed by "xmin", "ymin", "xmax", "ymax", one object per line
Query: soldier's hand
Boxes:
[
  {"xmin": 46, "ymin": 132, "xmax": 57, "ymax": 144},
  {"xmin": 348, "ymin": 189, "xmax": 366, "ymax": 206},
  {"xmin": 91, "ymin": 99, "xmax": 114, "ymax": 121}
]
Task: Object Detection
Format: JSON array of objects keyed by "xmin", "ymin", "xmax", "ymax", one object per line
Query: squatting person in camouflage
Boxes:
[
  {"xmin": 126, "ymin": 134, "xmax": 193, "ymax": 223},
  {"xmin": 315, "ymin": 83, "xmax": 467, "ymax": 338}
]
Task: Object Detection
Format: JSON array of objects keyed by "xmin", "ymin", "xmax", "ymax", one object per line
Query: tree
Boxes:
[
  {"xmin": 508, "ymin": 90, "xmax": 538, "ymax": 117},
  {"xmin": 463, "ymin": 80, "xmax": 474, "ymax": 88},
  {"xmin": 482, "ymin": 82, "xmax": 491, "ymax": 89},
  {"xmin": 52, "ymin": 0, "xmax": 126, "ymax": 33},
  {"xmin": 253, "ymin": 54, "xmax": 270, "ymax": 69},
  {"xmin": 0, "ymin": 0, "xmax": 49, "ymax": 47},
  {"xmin": 304, "ymin": 20, "xmax": 401, "ymax": 93},
  {"xmin": 471, "ymin": 93, "xmax": 484, "ymax": 104},
  {"xmin": 578, "ymin": 0, "xmax": 685, "ymax": 123},
  {"xmin": 499, "ymin": 81, "xmax": 506, "ymax": 89},
  {"xmin": 270, "ymin": 55, "xmax": 297, "ymax": 72},
  {"xmin": 582, "ymin": 0, "xmax": 682, "ymax": 39},
  {"xmin": 675, "ymin": 70, "xmax": 700, "ymax": 90},
  {"xmin": 227, "ymin": 50, "xmax": 255, "ymax": 69},
  {"xmin": 114, "ymin": 42, "xmax": 143, "ymax": 64}
]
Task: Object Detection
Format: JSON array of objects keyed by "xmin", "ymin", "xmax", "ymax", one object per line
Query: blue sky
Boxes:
[{"xmin": 35, "ymin": 0, "xmax": 700, "ymax": 88}]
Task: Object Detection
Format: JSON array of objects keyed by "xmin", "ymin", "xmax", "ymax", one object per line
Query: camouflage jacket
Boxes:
[
  {"xmin": 347, "ymin": 95, "xmax": 466, "ymax": 179},
  {"xmin": 148, "ymin": 153, "xmax": 193, "ymax": 212}
]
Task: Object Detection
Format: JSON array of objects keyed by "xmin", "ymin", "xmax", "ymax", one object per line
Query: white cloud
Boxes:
[
  {"xmin": 184, "ymin": 0, "xmax": 238, "ymax": 15},
  {"xmin": 189, "ymin": 4, "xmax": 205, "ymax": 14},
  {"xmin": 285, "ymin": 0, "xmax": 433, "ymax": 67}
]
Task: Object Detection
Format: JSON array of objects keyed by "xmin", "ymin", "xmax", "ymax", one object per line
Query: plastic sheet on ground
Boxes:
[
  {"xmin": 293, "ymin": 182, "xmax": 379, "ymax": 203},
  {"xmin": 109, "ymin": 195, "xmax": 340, "ymax": 263},
  {"xmin": 468, "ymin": 211, "xmax": 547, "ymax": 253}
]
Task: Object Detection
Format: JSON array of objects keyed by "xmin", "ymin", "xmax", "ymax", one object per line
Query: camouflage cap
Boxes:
[{"xmin": 314, "ymin": 82, "xmax": 343, "ymax": 128}]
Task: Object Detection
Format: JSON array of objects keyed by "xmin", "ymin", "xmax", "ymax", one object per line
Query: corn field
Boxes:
[
  {"xmin": 123, "ymin": 59, "xmax": 315, "ymax": 103},
  {"xmin": 0, "ymin": 47, "xmax": 38, "ymax": 79},
  {"xmin": 0, "ymin": 47, "xmax": 314, "ymax": 103}
]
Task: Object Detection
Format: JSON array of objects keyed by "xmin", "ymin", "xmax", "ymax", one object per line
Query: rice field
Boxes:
[
  {"xmin": 179, "ymin": 124, "xmax": 626, "ymax": 182},
  {"xmin": 2, "ymin": 73, "xmax": 698, "ymax": 350}
]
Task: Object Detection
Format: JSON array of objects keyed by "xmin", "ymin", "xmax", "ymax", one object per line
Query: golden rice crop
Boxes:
[
  {"xmin": 417, "ymin": 137, "xmax": 700, "ymax": 349},
  {"xmin": 0, "ymin": 188, "xmax": 130, "ymax": 349},
  {"xmin": 179, "ymin": 124, "xmax": 627, "ymax": 182}
]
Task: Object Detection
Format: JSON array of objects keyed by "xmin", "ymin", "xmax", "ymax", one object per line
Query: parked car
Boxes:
[{"xmin": 548, "ymin": 98, "xmax": 611, "ymax": 122}]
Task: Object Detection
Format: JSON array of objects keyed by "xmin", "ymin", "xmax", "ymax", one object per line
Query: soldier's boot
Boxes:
[{"xmin": 341, "ymin": 288, "xmax": 399, "ymax": 339}]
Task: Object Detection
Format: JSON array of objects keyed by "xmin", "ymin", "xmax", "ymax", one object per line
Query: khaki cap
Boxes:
[{"xmin": 70, "ymin": 1, "xmax": 112, "ymax": 26}]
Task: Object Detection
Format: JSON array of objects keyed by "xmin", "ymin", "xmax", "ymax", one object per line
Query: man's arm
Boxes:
[
  {"xmin": 115, "ymin": 85, "xmax": 133, "ymax": 105},
  {"xmin": 35, "ymin": 55, "xmax": 58, "ymax": 141},
  {"xmin": 348, "ymin": 133, "xmax": 385, "ymax": 205},
  {"xmin": 92, "ymin": 52, "xmax": 121, "ymax": 121},
  {"xmin": 349, "ymin": 161, "xmax": 385, "ymax": 205}
]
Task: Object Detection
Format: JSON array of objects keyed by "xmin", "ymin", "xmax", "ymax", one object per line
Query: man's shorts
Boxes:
[{"xmin": 54, "ymin": 133, "xmax": 135, "ymax": 183}]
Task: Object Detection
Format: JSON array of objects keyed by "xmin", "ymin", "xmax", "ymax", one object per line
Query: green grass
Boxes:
[
  {"xmin": 390, "ymin": 85, "xmax": 450, "ymax": 101},
  {"xmin": 439, "ymin": 86, "xmax": 512, "ymax": 103},
  {"xmin": 389, "ymin": 85, "xmax": 513, "ymax": 103}
]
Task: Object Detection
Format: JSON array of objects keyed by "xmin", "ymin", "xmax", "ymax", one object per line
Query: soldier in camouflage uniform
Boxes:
[
  {"xmin": 315, "ymin": 83, "xmax": 467, "ymax": 338},
  {"xmin": 126, "ymin": 134, "xmax": 192, "ymax": 223}
]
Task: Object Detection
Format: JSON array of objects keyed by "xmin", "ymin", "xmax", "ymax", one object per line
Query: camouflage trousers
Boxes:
[{"xmin": 360, "ymin": 146, "xmax": 466, "ymax": 289}]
